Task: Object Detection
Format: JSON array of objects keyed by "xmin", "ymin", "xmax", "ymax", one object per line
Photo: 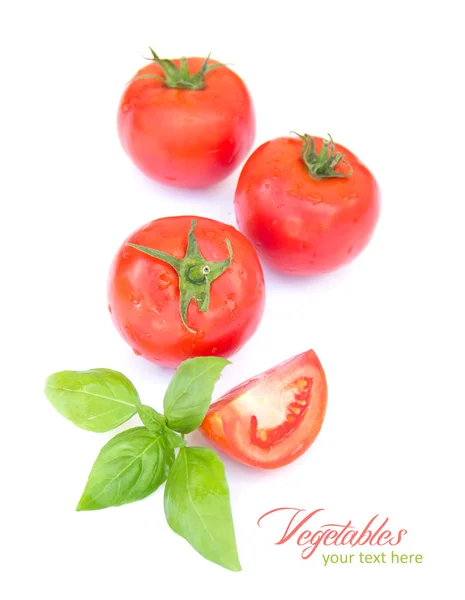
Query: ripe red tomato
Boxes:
[
  {"xmin": 200, "ymin": 350, "xmax": 327, "ymax": 469},
  {"xmin": 108, "ymin": 216, "xmax": 265, "ymax": 368},
  {"xmin": 234, "ymin": 134, "xmax": 380, "ymax": 275},
  {"xmin": 117, "ymin": 50, "xmax": 255, "ymax": 188}
]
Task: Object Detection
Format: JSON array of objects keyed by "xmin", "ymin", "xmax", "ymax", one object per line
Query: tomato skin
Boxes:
[
  {"xmin": 234, "ymin": 136, "xmax": 380, "ymax": 275},
  {"xmin": 200, "ymin": 350, "xmax": 327, "ymax": 469},
  {"xmin": 117, "ymin": 58, "xmax": 255, "ymax": 188},
  {"xmin": 107, "ymin": 216, "xmax": 265, "ymax": 368}
]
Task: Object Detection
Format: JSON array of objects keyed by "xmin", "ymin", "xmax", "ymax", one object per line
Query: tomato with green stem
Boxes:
[
  {"xmin": 117, "ymin": 49, "xmax": 255, "ymax": 188},
  {"xmin": 108, "ymin": 216, "xmax": 265, "ymax": 368},
  {"xmin": 234, "ymin": 133, "xmax": 380, "ymax": 275},
  {"xmin": 200, "ymin": 350, "xmax": 327, "ymax": 469}
]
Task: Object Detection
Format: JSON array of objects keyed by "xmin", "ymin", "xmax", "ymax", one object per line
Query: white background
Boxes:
[{"xmin": 1, "ymin": 0, "xmax": 464, "ymax": 598}]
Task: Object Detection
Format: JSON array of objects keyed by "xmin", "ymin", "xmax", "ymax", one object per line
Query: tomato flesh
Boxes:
[
  {"xmin": 200, "ymin": 350, "xmax": 327, "ymax": 468},
  {"xmin": 250, "ymin": 377, "xmax": 313, "ymax": 449}
]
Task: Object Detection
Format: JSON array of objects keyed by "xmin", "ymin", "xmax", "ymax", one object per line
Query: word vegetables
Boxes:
[{"xmin": 258, "ymin": 508, "xmax": 407, "ymax": 559}]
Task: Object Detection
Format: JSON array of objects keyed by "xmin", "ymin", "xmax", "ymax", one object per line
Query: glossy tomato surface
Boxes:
[
  {"xmin": 234, "ymin": 136, "xmax": 380, "ymax": 275},
  {"xmin": 117, "ymin": 58, "xmax": 255, "ymax": 188},
  {"xmin": 200, "ymin": 350, "xmax": 327, "ymax": 468},
  {"xmin": 108, "ymin": 216, "xmax": 265, "ymax": 368}
]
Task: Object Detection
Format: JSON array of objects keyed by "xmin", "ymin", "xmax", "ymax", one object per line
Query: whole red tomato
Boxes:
[
  {"xmin": 234, "ymin": 134, "xmax": 380, "ymax": 275},
  {"xmin": 108, "ymin": 216, "xmax": 265, "ymax": 368},
  {"xmin": 200, "ymin": 350, "xmax": 327, "ymax": 469},
  {"xmin": 117, "ymin": 49, "xmax": 255, "ymax": 188}
]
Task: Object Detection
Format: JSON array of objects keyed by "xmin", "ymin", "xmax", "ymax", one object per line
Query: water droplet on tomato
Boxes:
[
  {"xmin": 122, "ymin": 103, "xmax": 130, "ymax": 112},
  {"xmin": 211, "ymin": 347, "xmax": 218, "ymax": 354},
  {"xmin": 108, "ymin": 304, "xmax": 112, "ymax": 314},
  {"xmin": 156, "ymin": 272, "xmax": 172, "ymax": 290},
  {"xmin": 133, "ymin": 349, "xmax": 141, "ymax": 356},
  {"xmin": 123, "ymin": 252, "xmax": 130, "ymax": 259},
  {"xmin": 308, "ymin": 193, "xmax": 322, "ymax": 204},
  {"xmin": 130, "ymin": 294, "xmax": 142, "ymax": 306},
  {"xmin": 344, "ymin": 193, "xmax": 359, "ymax": 205},
  {"xmin": 230, "ymin": 308, "xmax": 240, "ymax": 320},
  {"xmin": 225, "ymin": 298, "xmax": 236, "ymax": 310}
]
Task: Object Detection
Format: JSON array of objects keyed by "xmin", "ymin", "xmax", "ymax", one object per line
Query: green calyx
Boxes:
[
  {"xmin": 127, "ymin": 220, "xmax": 232, "ymax": 333},
  {"xmin": 293, "ymin": 132, "xmax": 353, "ymax": 180},
  {"xmin": 134, "ymin": 48, "xmax": 225, "ymax": 90}
]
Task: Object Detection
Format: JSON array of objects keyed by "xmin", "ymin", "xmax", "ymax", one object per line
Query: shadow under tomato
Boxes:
[
  {"xmin": 259, "ymin": 258, "xmax": 358, "ymax": 294},
  {"xmin": 133, "ymin": 163, "xmax": 239, "ymax": 204}
]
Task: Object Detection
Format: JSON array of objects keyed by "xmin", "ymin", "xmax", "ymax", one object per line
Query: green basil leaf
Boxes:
[
  {"xmin": 163, "ymin": 357, "xmax": 230, "ymax": 434},
  {"xmin": 164, "ymin": 447, "xmax": 241, "ymax": 572},
  {"xmin": 163, "ymin": 428, "xmax": 187, "ymax": 449},
  {"xmin": 137, "ymin": 405, "xmax": 166, "ymax": 432},
  {"xmin": 45, "ymin": 368, "xmax": 140, "ymax": 432},
  {"xmin": 77, "ymin": 427, "xmax": 174, "ymax": 511}
]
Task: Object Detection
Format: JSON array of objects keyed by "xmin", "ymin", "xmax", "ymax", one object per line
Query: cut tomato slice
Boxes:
[{"xmin": 199, "ymin": 350, "xmax": 327, "ymax": 468}]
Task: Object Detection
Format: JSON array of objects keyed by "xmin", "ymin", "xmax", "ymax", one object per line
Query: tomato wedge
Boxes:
[{"xmin": 199, "ymin": 350, "xmax": 327, "ymax": 469}]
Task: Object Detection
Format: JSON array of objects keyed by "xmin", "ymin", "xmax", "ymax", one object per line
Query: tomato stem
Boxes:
[
  {"xmin": 293, "ymin": 132, "xmax": 353, "ymax": 180},
  {"xmin": 127, "ymin": 220, "xmax": 233, "ymax": 333},
  {"xmin": 134, "ymin": 48, "xmax": 226, "ymax": 90}
]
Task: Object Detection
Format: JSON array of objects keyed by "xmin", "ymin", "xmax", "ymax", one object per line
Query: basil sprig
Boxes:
[{"xmin": 44, "ymin": 357, "xmax": 240, "ymax": 571}]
